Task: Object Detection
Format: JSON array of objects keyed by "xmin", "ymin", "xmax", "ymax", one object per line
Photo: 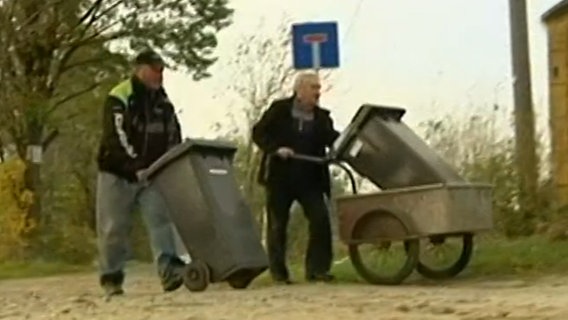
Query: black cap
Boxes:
[{"xmin": 134, "ymin": 49, "xmax": 165, "ymax": 66}]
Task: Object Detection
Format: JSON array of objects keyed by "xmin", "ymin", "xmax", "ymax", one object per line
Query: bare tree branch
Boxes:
[
  {"xmin": 76, "ymin": 0, "xmax": 105, "ymax": 27},
  {"xmin": 42, "ymin": 129, "xmax": 59, "ymax": 150},
  {"xmin": 60, "ymin": 57, "xmax": 113, "ymax": 74},
  {"xmin": 47, "ymin": 0, "xmax": 124, "ymax": 91},
  {"xmin": 221, "ymin": 17, "xmax": 336, "ymax": 138},
  {"xmin": 71, "ymin": 0, "xmax": 123, "ymax": 45},
  {"xmin": 48, "ymin": 82, "xmax": 101, "ymax": 115},
  {"xmin": 51, "ymin": 24, "xmax": 125, "ymax": 90}
]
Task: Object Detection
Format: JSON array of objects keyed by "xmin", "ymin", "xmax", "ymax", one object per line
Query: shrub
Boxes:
[
  {"xmin": 419, "ymin": 109, "xmax": 551, "ymax": 237},
  {"xmin": 0, "ymin": 159, "xmax": 36, "ymax": 260}
]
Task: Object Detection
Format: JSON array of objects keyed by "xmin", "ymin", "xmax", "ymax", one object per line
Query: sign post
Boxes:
[
  {"xmin": 292, "ymin": 21, "xmax": 340, "ymax": 73},
  {"xmin": 303, "ymin": 33, "xmax": 328, "ymax": 73}
]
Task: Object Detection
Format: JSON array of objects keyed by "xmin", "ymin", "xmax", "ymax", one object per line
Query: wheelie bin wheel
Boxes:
[
  {"xmin": 347, "ymin": 209, "xmax": 419, "ymax": 285},
  {"xmin": 415, "ymin": 233, "xmax": 474, "ymax": 280},
  {"xmin": 183, "ymin": 260, "xmax": 210, "ymax": 292}
]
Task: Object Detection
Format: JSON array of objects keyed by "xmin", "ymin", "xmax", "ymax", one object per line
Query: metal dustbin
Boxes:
[
  {"xmin": 139, "ymin": 138, "xmax": 268, "ymax": 292},
  {"xmin": 330, "ymin": 104, "xmax": 465, "ymax": 189}
]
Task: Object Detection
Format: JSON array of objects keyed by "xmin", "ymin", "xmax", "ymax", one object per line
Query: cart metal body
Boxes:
[
  {"xmin": 336, "ymin": 182, "xmax": 493, "ymax": 244},
  {"xmin": 326, "ymin": 104, "xmax": 494, "ymax": 284}
]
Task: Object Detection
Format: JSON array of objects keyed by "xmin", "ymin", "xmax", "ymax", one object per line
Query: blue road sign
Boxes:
[{"xmin": 292, "ymin": 21, "xmax": 340, "ymax": 70}]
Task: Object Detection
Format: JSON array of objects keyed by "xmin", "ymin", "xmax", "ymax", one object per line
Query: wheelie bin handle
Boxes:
[
  {"xmin": 279, "ymin": 153, "xmax": 358, "ymax": 195},
  {"xmin": 288, "ymin": 153, "xmax": 330, "ymax": 164}
]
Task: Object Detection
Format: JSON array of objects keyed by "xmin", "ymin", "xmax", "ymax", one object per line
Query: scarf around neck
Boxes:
[{"xmin": 292, "ymin": 99, "xmax": 315, "ymax": 120}]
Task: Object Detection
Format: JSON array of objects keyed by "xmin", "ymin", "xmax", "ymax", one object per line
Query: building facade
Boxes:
[{"xmin": 543, "ymin": 0, "xmax": 568, "ymax": 207}]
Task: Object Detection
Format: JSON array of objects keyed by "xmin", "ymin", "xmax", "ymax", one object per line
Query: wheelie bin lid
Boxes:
[
  {"xmin": 138, "ymin": 138, "xmax": 237, "ymax": 182},
  {"xmin": 329, "ymin": 103, "xmax": 465, "ymax": 188}
]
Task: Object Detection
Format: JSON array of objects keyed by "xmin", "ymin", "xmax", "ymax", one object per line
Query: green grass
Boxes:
[
  {"xmin": 2, "ymin": 235, "xmax": 568, "ymax": 284},
  {"xmin": 466, "ymin": 235, "xmax": 568, "ymax": 277},
  {"xmin": 253, "ymin": 235, "xmax": 568, "ymax": 286}
]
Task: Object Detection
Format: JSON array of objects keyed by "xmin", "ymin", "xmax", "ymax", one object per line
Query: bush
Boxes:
[
  {"xmin": 0, "ymin": 159, "xmax": 36, "ymax": 261},
  {"xmin": 40, "ymin": 171, "xmax": 97, "ymax": 264},
  {"xmin": 419, "ymin": 109, "xmax": 552, "ymax": 237},
  {"xmin": 41, "ymin": 170, "xmax": 154, "ymax": 264}
]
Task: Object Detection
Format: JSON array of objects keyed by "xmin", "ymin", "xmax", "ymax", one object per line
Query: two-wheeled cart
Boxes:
[{"xmin": 294, "ymin": 104, "xmax": 494, "ymax": 285}]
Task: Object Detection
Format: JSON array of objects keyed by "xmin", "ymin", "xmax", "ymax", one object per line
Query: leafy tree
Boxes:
[{"xmin": 0, "ymin": 0, "xmax": 233, "ymax": 234}]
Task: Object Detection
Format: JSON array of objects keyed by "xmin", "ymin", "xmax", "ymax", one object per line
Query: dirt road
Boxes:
[{"xmin": 1, "ymin": 265, "xmax": 567, "ymax": 320}]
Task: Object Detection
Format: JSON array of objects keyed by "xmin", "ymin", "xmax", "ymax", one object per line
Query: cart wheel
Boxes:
[
  {"xmin": 183, "ymin": 260, "xmax": 210, "ymax": 292},
  {"xmin": 347, "ymin": 209, "xmax": 419, "ymax": 285},
  {"xmin": 415, "ymin": 233, "xmax": 474, "ymax": 280}
]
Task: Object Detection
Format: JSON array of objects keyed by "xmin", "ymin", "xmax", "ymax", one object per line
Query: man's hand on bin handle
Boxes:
[
  {"xmin": 275, "ymin": 147, "xmax": 294, "ymax": 159},
  {"xmin": 136, "ymin": 169, "xmax": 147, "ymax": 183}
]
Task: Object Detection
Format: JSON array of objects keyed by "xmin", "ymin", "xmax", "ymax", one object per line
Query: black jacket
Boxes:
[
  {"xmin": 252, "ymin": 96, "xmax": 340, "ymax": 196},
  {"xmin": 96, "ymin": 76, "xmax": 182, "ymax": 182}
]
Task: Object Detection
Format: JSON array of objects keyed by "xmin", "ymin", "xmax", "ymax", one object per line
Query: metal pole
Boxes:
[{"xmin": 312, "ymin": 42, "xmax": 321, "ymax": 75}]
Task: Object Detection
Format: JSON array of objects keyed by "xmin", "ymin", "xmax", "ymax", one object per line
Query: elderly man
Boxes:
[
  {"xmin": 95, "ymin": 49, "xmax": 186, "ymax": 297},
  {"xmin": 252, "ymin": 72, "xmax": 340, "ymax": 284}
]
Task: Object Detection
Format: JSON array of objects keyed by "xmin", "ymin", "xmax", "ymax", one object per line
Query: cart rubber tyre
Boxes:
[
  {"xmin": 415, "ymin": 233, "xmax": 474, "ymax": 280},
  {"xmin": 183, "ymin": 260, "xmax": 210, "ymax": 292},
  {"xmin": 347, "ymin": 209, "xmax": 419, "ymax": 285}
]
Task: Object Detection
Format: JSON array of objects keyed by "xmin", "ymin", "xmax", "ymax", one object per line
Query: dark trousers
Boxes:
[{"xmin": 265, "ymin": 183, "xmax": 333, "ymax": 279}]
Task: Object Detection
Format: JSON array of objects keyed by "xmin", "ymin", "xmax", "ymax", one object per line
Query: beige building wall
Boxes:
[{"xmin": 546, "ymin": 15, "xmax": 568, "ymax": 207}]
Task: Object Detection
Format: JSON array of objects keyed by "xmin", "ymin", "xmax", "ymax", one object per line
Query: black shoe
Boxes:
[
  {"xmin": 272, "ymin": 274, "xmax": 294, "ymax": 285},
  {"xmin": 306, "ymin": 273, "xmax": 335, "ymax": 283},
  {"xmin": 158, "ymin": 255, "xmax": 186, "ymax": 292},
  {"xmin": 100, "ymin": 271, "xmax": 125, "ymax": 297}
]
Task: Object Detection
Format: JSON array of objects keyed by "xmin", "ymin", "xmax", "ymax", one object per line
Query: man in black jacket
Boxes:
[
  {"xmin": 95, "ymin": 50, "xmax": 185, "ymax": 297},
  {"xmin": 252, "ymin": 72, "xmax": 340, "ymax": 284}
]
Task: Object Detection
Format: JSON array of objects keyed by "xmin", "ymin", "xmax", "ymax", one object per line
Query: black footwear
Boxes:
[
  {"xmin": 158, "ymin": 255, "xmax": 186, "ymax": 292},
  {"xmin": 272, "ymin": 273, "xmax": 294, "ymax": 285},
  {"xmin": 306, "ymin": 273, "xmax": 335, "ymax": 283},
  {"xmin": 100, "ymin": 271, "xmax": 125, "ymax": 297}
]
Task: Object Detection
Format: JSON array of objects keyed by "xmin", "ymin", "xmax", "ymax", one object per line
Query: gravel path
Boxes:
[{"xmin": 1, "ymin": 266, "xmax": 567, "ymax": 320}]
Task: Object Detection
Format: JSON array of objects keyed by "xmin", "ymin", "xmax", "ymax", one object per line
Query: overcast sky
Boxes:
[{"xmin": 162, "ymin": 0, "xmax": 559, "ymax": 140}]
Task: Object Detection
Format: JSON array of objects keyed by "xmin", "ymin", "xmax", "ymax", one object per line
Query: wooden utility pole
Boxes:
[{"xmin": 508, "ymin": 0, "xmax": 539, "ymax": 222}]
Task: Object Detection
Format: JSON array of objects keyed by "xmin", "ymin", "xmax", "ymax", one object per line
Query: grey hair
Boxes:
[{"xmin": 293, "ymin": 71, "xmax": 319, "ymax": 92}]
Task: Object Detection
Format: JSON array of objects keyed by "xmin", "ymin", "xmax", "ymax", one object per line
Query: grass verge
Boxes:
[
  {"xmin": 2, "ymin": 236, "xmax": 568, "ymax": 284},
  {"xmin": 254, "ymin": 235, "xmax": 568, "ymax": 286}
]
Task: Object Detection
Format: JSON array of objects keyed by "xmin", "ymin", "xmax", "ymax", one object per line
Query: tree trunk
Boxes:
[{"xmin": 23, "ymin": 123, "xmax": 44, "ymax": 235}]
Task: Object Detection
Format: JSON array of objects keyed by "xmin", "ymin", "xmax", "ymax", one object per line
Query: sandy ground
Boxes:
[{"xmin": 1, "ymin": 266, "xmax": 568, "ymax": 320}]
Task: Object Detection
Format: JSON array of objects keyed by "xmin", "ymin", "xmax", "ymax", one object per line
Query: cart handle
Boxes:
[
  {"xmin": 288, "ymin": 153, "xmax": 329, "ymax": 164},
  {"xmin": 282, "ymin": 153, "xmax": 358, "ymax": 195}
]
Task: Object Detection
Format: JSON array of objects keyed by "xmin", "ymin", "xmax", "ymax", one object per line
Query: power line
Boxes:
[{"xmin": 341, "ymin": 0, "xmax": 364, "ymax": 44}]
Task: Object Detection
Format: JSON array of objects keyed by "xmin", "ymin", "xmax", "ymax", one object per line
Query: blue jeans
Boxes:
[{"xmin": 96, "ymin": 171, "xmax": 181, "ymax": 279}]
